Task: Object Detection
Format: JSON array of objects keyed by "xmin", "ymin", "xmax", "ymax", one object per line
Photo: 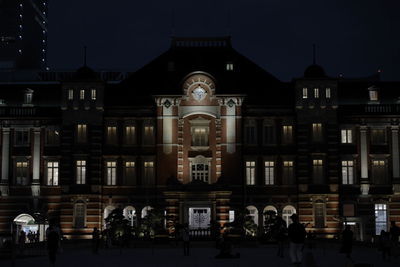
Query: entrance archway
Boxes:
[{"xmin": 13, "ymin": 214, "xmax": 48, "ymax": 242}]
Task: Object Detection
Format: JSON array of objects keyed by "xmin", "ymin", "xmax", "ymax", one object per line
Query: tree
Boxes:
[{"xmin": 104, "ymin": 208, "xmax": 131, "ymax": 244}]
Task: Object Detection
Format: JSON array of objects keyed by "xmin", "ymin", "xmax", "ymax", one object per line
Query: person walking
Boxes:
[
  {"xmin": 181, "ymin": 224, "xmax": 190, "ymax": 256},
  {"xmin": 18, "ymin": 230, "xmax": 26, "ymax": 255},
  {"xmin": 390, "ymin": 221, "xmax": 400, "ymax": 245},
  {"xmin": 46, "ymin": 224, "xmax": 60, "ymax": 266},
  {"xmin": 341, "ymin": 225, "xmax": 353, "ymax": 260},
  {"xmin": 379, "ymin": 230, "xmax": 392, "ymax": 261},
  {"xmin": 288, "ymin": 214, "xmax": 306, "ymax": 266},
  {"xmin": 92, "ymin": 227, "xmax": 100, "ymax": 254},
  {"xmin": 275, "ymin": 216, "xmax": 287, "ymax": 258}
]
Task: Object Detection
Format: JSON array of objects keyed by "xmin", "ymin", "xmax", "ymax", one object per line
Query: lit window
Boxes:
[
  {"xmin": 192, "ymin": 128, "xmax": 208, "ymax": 147},
  {"xmin": 313, "ymin": 159, "xmax": 324, "ymax": 184},
  {"xmin": 68, "ymin": 89, "xmax": 73, "ymax": 100},
  {"xmin": 341, "ymin": 129, "xmax": 352, "ymax": 144},
  {"xmin": 77, "ymin": 124, "xmax": 87, "ymax": 143},
  {"xmin": 264, "ymin": 161, "xmax": 274, "ymax": 185},
  {"xmin": 15, "ymin": 160, "xmax": 29, "ymax": 185},
  {"xmin": 341, "ymin": 160, "xmax": 354, "ymax": 185},
  {"xmin": 143, "ymin": 161, "xmax": 155, "ymax": 185},
  {"xmin": 312, "ymin": 123, "xmax": 323, "ymax": 142},
  {"xmin": 245, "ymin": 161, "xmax": 256, "ymax": 185},
  {"xmin": 282, "ymin": 125, "xmax": 293, "ymax": 144},
  {"xmin": 91, "ymin": 89, "xmax": 96, "ymax": 100},
  {"xmin": 229, "ymin": 210, "xmax": 235, "ymax": 223},
  {"xmin": 124, "ymin": 161, "xmax": 136, "ymax": 185},
  {"xmin": 282, "ymin": 161, "xmax": 294, "ymax": 185},
  {"xmin": 326, "ymin": 88, "xmax": 331, "ymax": 98},
  {"xmin": 226, "ymin": 63, "xmax": 234, "ymax": 71},
  {"xmin": 80, "ymin": 89, "xmax": 85, "ymax": 100},
  {"xmin": 191, "ymin": 163, "xmax": 209, "ymax": 182},
  {"xmin": 314, "ymin": 88, "xmax": 319, "ymax": 98},
  {"xmin": 106, "ymin": 161, "xmax": 117, "ymax": 185},
  {"xmin": 24, "ymin": 90, "xmax": 33, "ymax": 104},
  {"xmin": 143, "ymin": 124, "xmax": 154, "ymax": 145},
  {"xmin": 302, "ymin": 88, "xmax": 308, "ymax": 99},
  {"xmin": 125, "ymin": 125, "xmax": 136, "ymax": 145},
  {"xmin": 76, "ymin": 160, "xmax": 86, "ymax": 184},
  {"xmin": 107, "ymin": 126, "xmax": 117, "ymax": 144},
  {"xmin": 375, "ymin": 204, "xmax": 388, "ymax": 235},
  {"xmin": 369, "ymin": 90, "xmax": 378, "ymax": 101},
  {"xmin": 282, "ymin": 205, "xmax": 296, "ymax": 227},
  {"xmin": 47, "ymin": 161, "xmax": 59, "ymax": 186}
]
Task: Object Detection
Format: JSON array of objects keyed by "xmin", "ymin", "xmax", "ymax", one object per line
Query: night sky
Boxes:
[{"xmin": 47, "ymin": 0, "xmax": 400, "ymax": 81}]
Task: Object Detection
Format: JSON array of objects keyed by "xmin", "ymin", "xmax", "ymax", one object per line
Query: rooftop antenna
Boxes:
[
  {"xmin": 83, "ymin": 46, "xmax": 87, "ymax": 67},
  {"xmin": 312, "ymin": 44, "xmax": 316, "ymax": 65}
]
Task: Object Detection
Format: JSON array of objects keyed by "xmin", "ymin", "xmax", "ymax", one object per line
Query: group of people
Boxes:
[{"xmin": 377, "ymin": 221, "xmax": 400, "ymax": 261}]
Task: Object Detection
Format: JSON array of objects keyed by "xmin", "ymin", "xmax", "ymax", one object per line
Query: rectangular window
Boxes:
[
  {"xmin": 45, "ymin": 128, "xmax": 60, "ymax": 145},
  {"xmin": 124, "ymin": 161, "xmax": 136, "ymax": 185},
  {"xmin": 76, "ymin": 160, "xmax": 86, "ymax": 184},
  {"xmin": 79, "ymin": 89, "xmax": 85, "ymax": 100},
  {"xmin": 326, "ymin": 88, "xmax": 331, "ymax": 98},
  {"xmin": 282, "ymin": 161, "xmax": 294, "ymax": 185},
  {"xmin": 15, "ymin": 129, "xmax": 30, "ymax": 146},
  {"xmin": 341, "ymin": 129, "xmax": 352, "ymax": 144},
  {"xmin": 341, "ymin": 160, "xmax": 354, "ymax": 185},
  {"xmin": 106, "ymin": 161, "xmax": 117, "ymax": 185},
  {"xmin": 143, "ymin": 161, "xmax": 155, "ymax": 185},
  {"xmin": 245, "ymin": 161, "xmax": 256, "ymax": 185},
  {"xmin": 264, "ymin": 161, "xmax": 274, "ymax": 185},
  {"xmin": 372, "ymin": 160, "xmax": 387, "ymax": 184},
  {"xmin": 15, "ymin": 160, "xmax": 29, "ymax": 185},
  {"xmin": 314, "ymin": 88, "xmax": 319, "ymax": 98},
  {"xmin": 125, "ymin": 125, "xmax": 136, "ymax": 145},
  {"xmin": 245, "ymin": 123, "xmax": 256, "ymax": 145},
  {"xmin": 46, "ymin": 161, "xmax": 59, "ymax": 186},
  {"xmin": 282, "ymin": 125, "xmax": 293, "ymax": 144},
  {"xmin": 143, "ymin": 125, "xmax": 154, "ymax": 145},
  {"xmin": 226, "ymin": 63, "xmax": 234, "ymax": 71},
  {"xmin": 74, "ymin": 203, "xmax": 85, "ymax": 228},
  {"xmin": 314, "ymin": 202, "xmax": 325, "ymax": 228},
  {"xmin": 375, "ymin": 204, "xmax": 387, "ymax": 235},
  {"xmin": 191, "ymin": 163, "xmax": 209, "ymax": 182},
  {"xmin": 107, "ymin": 126, "xmax": 117, "ymax": 144},
  {"xmin": 369, "ymin": 90, "xmax": 378, "ymax": 101},
  {"xmin": 313, "ymin": 159, "xmax": 324, "ymax": 184},
  {"xmin": 263, "ymin": 124, "xmax": 275, "ymax": 144},
  {"xmin": 91, "ymin": 89, "xmax": 96, "ymax": 100},
  {"xmin": 302, "ymin": 88, "xmax": 308, "ymax": 99},
  {"xmin": 68, "ymin": 89, "xmax": 74, "ymax": 100},
  {"xmin": 229, "ymin": 210, "xmax": 235, "ymax": 223},
  {"xmin": 371, "ymin": 129, "xmax": 386, "ymax": 144},
  {"xmin": 312, "ymin": 123, "xmax": 323, "ymax": 142},
  {"xmin": 192, "ymin": 128, "xmax": 209, "ymax": 146},
  {"xmin": 77, "ymin": 124, "xmax": 87, "ymax": 143}
]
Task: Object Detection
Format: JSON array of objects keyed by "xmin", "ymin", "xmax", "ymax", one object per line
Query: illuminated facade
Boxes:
[{"xmin": 0, "ymin": 37, "xmax": 399, "ymax": 241}]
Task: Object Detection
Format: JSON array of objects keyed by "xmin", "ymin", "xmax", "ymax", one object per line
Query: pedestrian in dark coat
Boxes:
[
  {"xmin": 341, "ymin": 225, "xmax": 353, "ymax": 260},
  {"xmin": 92, "ymin": 227, "xmax": 100, "ymax": 254},
  {"xmin": 288, "ymin": 214, "xmax": 307, "ymax": 266},
  {"xmin": 47, "ymin": 225, "xmax": 60, "ymax": 266}
]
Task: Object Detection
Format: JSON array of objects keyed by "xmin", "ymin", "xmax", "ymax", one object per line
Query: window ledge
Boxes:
[{"xmin": 191, "ymin": 146, "xmax": 210, "ymax": 151}]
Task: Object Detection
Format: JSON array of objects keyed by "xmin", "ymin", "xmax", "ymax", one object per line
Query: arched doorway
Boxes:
[
  {"xmin": 13, "ymin": 214, "xmax": 48, "ymax": 242},
  {"xmin": 123, "ymin": 206, "xmax": 136, "ymax": 227},
  {"xmin": 282, "ymin": 205, "xmax": 297, "ymax": 227}
]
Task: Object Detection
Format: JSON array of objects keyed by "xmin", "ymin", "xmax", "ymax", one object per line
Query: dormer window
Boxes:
[
  {"xmin": 302, "ymin": 88, "xmax": 308, "ymax": 99},
  {"xmin": 314, "ymin": 88, "xmax": 319, "ymax": 98},
  {"xmin": 24, "ymin": 88, "xmax": 33, "ymax": 105},
  {"xmin": 91, "ymin": 89, "xmax": 96, "ymax": 100},
  {"xmin": 68, "ymin": 89, "xmax": 74, "ymax": 100},
  {"xmin": 326, "ymin": 88, "xmax": 331, "ymax": 98},
  {"xmin": 80, "ymin": 89, "xmax": 85, "ymax": 100},
  {"xmin": 226, "ymin": 63, "xmax": 234, "ymax": 71},
  {"xmin": 368, "ymin": 86, "xmax": 379, "ymax": 102}
]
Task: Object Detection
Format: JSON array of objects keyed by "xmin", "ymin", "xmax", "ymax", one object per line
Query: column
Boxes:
[
  {"xmin": 360, "ymin": 126, "xmax": 369, "ymax": 195},
  {"xmin": 0, "ymin": 127, "xmax": 10, "ymax": 196},
  {"xmin": 391, "ymin": 125, "xmax": 400, "ymax": 193},
  {"xmin": 31, "ymin": 127, "xmax": 41, "ymax": 197},
  {"xmin": 225, "ymin": 100, "xmax": 236, "ymax": 153},
  {"xmin": 162, "ymin": 100, "xmax": 173, "ymax": 154}
]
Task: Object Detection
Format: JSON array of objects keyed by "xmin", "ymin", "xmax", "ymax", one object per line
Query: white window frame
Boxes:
[
  {"xmin": 15, "ymin": 160, "xmax": 29, "ymax": 185},
  {"xmin": 226, "ymin": 63, "xmax": 234, "ymax": 71},
  {"xmin": 302, "ymin": 88, "xmax": 308, "ymax": 99},
  {"xmin": 375, "ymin": 203, "xmax": 388, "ymax": 235},
  {"xmin": 314, "ymin": 88, "xmax": 319, "ymax": 98},
  {"xmin": 91, "ymin": 89, "xmax": 96, "ymax": 100},
  {"xmin": 325, "ymin": 88, "xmax": 331, "ymax": 98},
  {"xmin": 76, "ymin": 160, "xmax": 86, "ymax": 184},
  {"xmin": 245, "ymin": 161, "xmax": 256, "ymax": 185},
  {"xmin": 46, "ymin": 161, "xmax": 59, "ymax": 186},
  {"xmin": 341, "ymin": 129, "xmax": 353, "ymax": 144},
  {"xmin": 68, "ymin": 89, "xmax": 74, "ymax": 100},
  {"xmin": 190, "ymin": 156, "xmax": 211, "ymax": 183},
  {"xmin": 341, "ymin": 160, "xmax": 354, "ymax": 185},
  {"xmin": 264, "ymin": 161, "xmax": 274, "ymax": 185},
  {"xmin": 79, "ymin": 89, "xmax": 85, "ymax": 100},
  {"xmin": 106, "ymin": 161, "xmax": 117, "ymax": 185},
  {"xmin": 369, "ymin": 90, "xmax": 378, "ymax": 101}
]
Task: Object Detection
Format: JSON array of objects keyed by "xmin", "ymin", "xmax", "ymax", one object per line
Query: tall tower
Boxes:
[{"xmin": 0, "ymin": 0, "xmax": 48, "ymax": 69}]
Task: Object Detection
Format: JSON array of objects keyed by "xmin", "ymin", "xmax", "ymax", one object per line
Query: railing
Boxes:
[{"xmin": 189, "ymin": 228, "xmax": 211, "ymax": 237}]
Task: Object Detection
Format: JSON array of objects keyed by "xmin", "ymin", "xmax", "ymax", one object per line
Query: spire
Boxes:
[{"xmin": 312, "ymin": 44, "xmax": 316, "ymax": 65}]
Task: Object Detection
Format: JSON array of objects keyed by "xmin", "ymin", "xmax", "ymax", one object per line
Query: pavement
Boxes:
[{"xmin": 2, "ymin": 241, "xmax": 400, "ymax": 267}]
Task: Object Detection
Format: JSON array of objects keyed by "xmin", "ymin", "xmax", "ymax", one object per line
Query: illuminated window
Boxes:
[
  {"xmin": 143, "ymin": 161, "xmax": 155, "ymax": 185},
  {"xmin": 125, "ymin": 125, "xmax": 136, "ymax": 145},
  {"xmin": 314, "ymin": 88, "xmax": 319, "ymax": 98},
  {"xmin": 341, "ymin": 129, "xmax": 352, "ymax": 144},
  {"xmin": 375, "ymin": 204, "xmax": 388, "ymax": 235},
  {"xmin": 264, "ymin": 161, "xmax": 274, "ymax": 185},
  {"xmin": 191, "ymin": 163, "xmax": 209, "ymax": 182},
  {"xmin": 15, "ymin": 160, "xmax": 29, "ymax": 185},
  {"xmin": 226, "ymin": 63, "xmax": 234, "ymax": 71},
  {"xmin": 245, "ymin": 161, "xmax": 256, "ymax": 185},
  {"xmin": 369, "ymin": 90, "xmax": 378, "ymax": 101},
  {"xmin": 282, "ymin": 205, "xmax": 296, "ymax": 227},
  {"xmin": 124, "ymin": 161, "xmax": 136, "ymax": 185},
  {"xmin": 143, "ymin": 124, "xmax": 154, "ymax": 145},
  {"xmin": 326, "ymin": 88, "xmax": 331, "ymax": 98},
  {"xmin": 46, "ymin": 161, "xmax": 59, "ymax": 186},
  {"xmin": 107, "ymin": 126, "xmax": 117, "ymax": 144},
  {"xmin": 106, "ymin": 161, "xmax": 117, "ymax": 185},
  {"xmin": 79, "ymin": 89, "xmax": 85, "ymax": 100},
  {"xmin": 312, "ymin": 159, "xmax": 324, "ymax": 184},
  {"xmin": 123, "ymin": 206, "xmax": 136, "ymax": 227},
  {"xmin": 76, "ymin": 124, "xmax": 87, "ymax": 143},
  {"xmin": 246, "ymin": 206, "xmax": 258, "ymax": 226},
  {"xmin": 341, "ymin": 160, "xmax": 354, "ymax": 185},
  {"xmin": 372, "ymin": 160, "xmax": 387, "ymax": 184},
  {"xmin": 312, "ymin": 123, "xmax": 323, "ymax": 142},
  {"xmin": 24, "ymin": 89, "xmax": 33, "ymax": 104},
  {"xmin": 76, "ymin": 160, "xmax": 86, "ymax": 184},
  {"xmin": 282, "ymin": 161, "xmax": 294, "ymax": 185},
  {"xmin": 91, "ymin": 89, "xmax": 96, "ymax": 100},
  {"xmin": 229, "ymin": 210, "xmax": 235, "ymax": 223},
  {"xmin": 282, "ymin": 125, "xmax": 293, "ymax": 144},
  {"xmin": 192, "ymin": 127, "xmax": 208, "ymax": 147},
  {"xmin": 302, "ymin": 88, "xmax": 308, "ymax": 99}
]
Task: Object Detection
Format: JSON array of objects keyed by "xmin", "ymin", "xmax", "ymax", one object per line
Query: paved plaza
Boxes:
[{"xmin": 2, "ymin": 241, "xmax": 400, "ymax": 267}]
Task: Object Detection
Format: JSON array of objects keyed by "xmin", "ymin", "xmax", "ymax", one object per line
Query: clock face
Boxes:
[{"xmin": 192, "ymin": 86, "xmax": 206, "ymax": 101}]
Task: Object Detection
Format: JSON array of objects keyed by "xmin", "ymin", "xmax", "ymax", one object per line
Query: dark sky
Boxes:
[{"xmin": 47, "ymin": 0, "xmax": 400, "ymax": 81}]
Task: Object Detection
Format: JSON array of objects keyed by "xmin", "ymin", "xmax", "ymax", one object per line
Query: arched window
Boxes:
[
  {"xmin": 263, "ymin": 205, "xmax": 278, "ymax": 225},
  {"xmin": 103, "ymin": 205, "xmax": 115, "ymax": 226},
  {"xmin": 189, "ymin": 155, "xmax": 211, "ymax": 183},
  {"xmin": 246, "ymin": 205, "xmax": 259, "ymax": 225},
  {"xmin": 74, "ymin": 201, "xmax": 86, "ymax": 228},
  {"xmin": 123, "ymin": 206, "xmax": 136, "ymax": 227},
  {"xmin": 282, "ymin": 205, "xmax": 296, "ymax": 227},
  {"xmin": 141, "ymin": 206, "xmax": 153, "ymax": 219}
]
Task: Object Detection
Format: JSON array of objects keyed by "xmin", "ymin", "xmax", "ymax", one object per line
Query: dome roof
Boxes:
[{"xmin": 304, "ymin": 64, "xmax": 326, "ymax": 78}]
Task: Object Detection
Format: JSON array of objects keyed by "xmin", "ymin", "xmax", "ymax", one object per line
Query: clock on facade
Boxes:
[
  {"xmin": 183, "ymin": 73, "xmax": 215, "ymax": 101},
  {"xmin": 192, "ymin": 85, "xmax": 207, "ymax": 101}
]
